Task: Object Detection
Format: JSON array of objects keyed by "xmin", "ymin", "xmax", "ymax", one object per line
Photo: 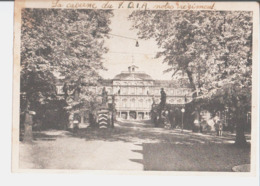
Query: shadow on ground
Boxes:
[
  {"xmin": 27, "ymin": 120, "xmax": 251, "ymax": 171},
  {"xmin": 130, "ymin": 143, "xmax": 250, "ymax": 172},
  {"xmin": 20, "ymin": 130, "xmax": 60, "ymax": 142},
  {"xmin": 62, "ymin": 120, "xmax": 249, "ymax": 145}
]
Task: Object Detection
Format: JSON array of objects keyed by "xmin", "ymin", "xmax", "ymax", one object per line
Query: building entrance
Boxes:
[
  {"xmin": 138, "ymin": 112, "xmax": 144, "ymax": 120},
  {"xmin": 121, "ymin": 112, "xmax": 128, "ymax": 119},
  {"xmin": 129, "ymin": 111, "xmax": 137, "ymax": 119}
]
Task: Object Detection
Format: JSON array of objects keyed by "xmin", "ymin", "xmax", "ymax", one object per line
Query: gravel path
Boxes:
[{"xmin": 19, "ymin": 119, "xmax": 251, "ymax": 171}]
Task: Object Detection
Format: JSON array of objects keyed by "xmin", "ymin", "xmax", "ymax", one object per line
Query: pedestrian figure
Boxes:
[
  {"xmin": 218, "ymin": 121, "xmax": 223, "ymax": 136},
  {"xmin": 155, "ymin": 115, "xmax": 160, "ymax": 127},
  {"xmin": 214, "ymin": 114, "xmax": 223, "ymax": 136},
  {"xmin": 192, "ymin": 107, "xmax": 200, "ymax": 132}
]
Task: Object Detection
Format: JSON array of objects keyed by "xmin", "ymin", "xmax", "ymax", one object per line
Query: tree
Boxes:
[
  {"xmin": 129, "ymin": 10, "xmax": 252, "ymax": 145},
  {"xmin": 200, "ymin": 11, "xmax": 252, "ymax": 146},
  {"xmin": 21, "ymin": 9, "xmax": 113, "ymax": 140},
  {"xmin": 129, "ymin": 11, "xmax": 212, "ymax": 92}
]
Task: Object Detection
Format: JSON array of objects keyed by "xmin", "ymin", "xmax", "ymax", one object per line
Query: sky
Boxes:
[{"xmin": 99, "ymin": 9, "xmax": 173, "ymax": 80}]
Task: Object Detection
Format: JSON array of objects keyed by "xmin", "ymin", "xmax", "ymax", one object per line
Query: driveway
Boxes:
[{"xmin": 19, "ymin": 119, "xmax": 251, "ymax": 171}]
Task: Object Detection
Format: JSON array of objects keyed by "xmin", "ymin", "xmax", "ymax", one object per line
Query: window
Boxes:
[
  {"xmin": 137, "ymin": 87, "xmax": 144, "ymax": 95},
  {"xmin": 154, "ymin": 88, "xmax": 160, "ymax": 95},
  {"xmin": 137, "ymin": 87, "xmax": 141, "ymax": 94},
  {"xmin": 146, "ymin": 99, "xmax": 151, "ymax": 107},
  {"xmin": 139, "ymin": 99, "xmax": 143, "ymax": 108},
  {"xmin": 129, "ymin": 87, "xmax": 135, "ymax": 95},
  {"xmin": 122, "ymin": 99, "xmax": 127, "ymax": 108},
  {"xmin": 131, "ymin": 98, "xmax": 135, "ymax": 108},
  {"xmin": 121, "ymin": 87, "xmax": 127, "ymax": 95}
]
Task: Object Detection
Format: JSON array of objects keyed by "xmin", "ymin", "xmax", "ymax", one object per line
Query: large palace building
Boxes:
[
  {"xmin": 57, "ymin": 64, "xmax": 193, "ymax": 121},
  {"xmin": 87, "ymin": 65, "xmax": 193, "ymax": 120}
]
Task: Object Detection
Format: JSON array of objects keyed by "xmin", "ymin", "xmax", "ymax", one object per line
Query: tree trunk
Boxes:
[
  {"xmin": 23, "ymin": 124, "xmax": 33, "ymax": 143},
  {"xmin": 23, "ymin": 112, "xmax": 33, "ymax": 143},
  {"xmin": 186, "ymin": 69, "xmax": 196, "ymax": 92},
  {"xmin": 235, "ymin": 118, "xmax": 247, "ymax": 147}
]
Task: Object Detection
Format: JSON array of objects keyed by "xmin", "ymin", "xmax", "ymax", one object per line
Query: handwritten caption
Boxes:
[{"xmin": 51, "ymin": 1, "xmax": 215, "ymax": 10}]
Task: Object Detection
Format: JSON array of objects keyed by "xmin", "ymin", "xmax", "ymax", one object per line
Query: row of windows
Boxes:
[
  {"xmin": 114, "ymin": 97, "xmax": 189, "ymax": 108},
  {"xmin": 154, "ymin": 98, "xmax": 186, "ymax": 104},
  {"xmin": 57, "ymin": 86, "xmax": 191, "ymax": 96},
  {"xmin": 118, "ymin": 87, "xmax": 148, "ymax": 95},
  {"xmin": 114, "ymin": 87, "xmax": 191, "ymax": 96},
  {"xmin": 115, "ymin": 99, "xmax": 152, "ymax": 108},
  {"xmin": 153, "ymin": 88, "xmax": 191, "ymax": 96},
  {"xmin": 113, "ymin": 81, "xmax": 153, "ymax": 86}
]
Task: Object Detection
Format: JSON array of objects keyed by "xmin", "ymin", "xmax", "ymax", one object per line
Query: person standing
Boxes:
[{"xmin": 192, "ymin": 107, "xmax": 200, "ymax": 132}]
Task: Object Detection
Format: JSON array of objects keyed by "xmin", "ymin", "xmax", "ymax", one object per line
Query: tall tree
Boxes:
[
  {"xmin": 200, "ymin": 11, "xmax": 252, "ymax": 146},
  {"xmin": 129, "ymin": 10, "xmax": 252, "ymax": 145},
  {"xmin": 21, "ymin": 9, "xmax": 113, "ymax": 139}
]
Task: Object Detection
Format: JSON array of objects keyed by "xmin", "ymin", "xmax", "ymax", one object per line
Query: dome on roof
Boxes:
[
  {"xmin": 113, "ymin": 72, "xmax": 153, "ymax": 80},
  {"xmin": 113, "ymin": 64, "xmax": 153, "ymax": 81}
]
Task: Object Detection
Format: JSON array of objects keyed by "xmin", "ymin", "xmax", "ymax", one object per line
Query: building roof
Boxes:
[
  {"xmin": 154, "ymin": 80, "xmax": 192, "ymax": 88},
  {"xmin": 113, "ymin": 72, "xmax": 153, "ymax": 81}
]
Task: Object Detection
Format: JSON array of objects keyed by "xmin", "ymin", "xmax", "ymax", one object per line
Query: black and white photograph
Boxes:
[{"xmin": 12, "ymin": 0, "xmax": 259, "ymax": 174}]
